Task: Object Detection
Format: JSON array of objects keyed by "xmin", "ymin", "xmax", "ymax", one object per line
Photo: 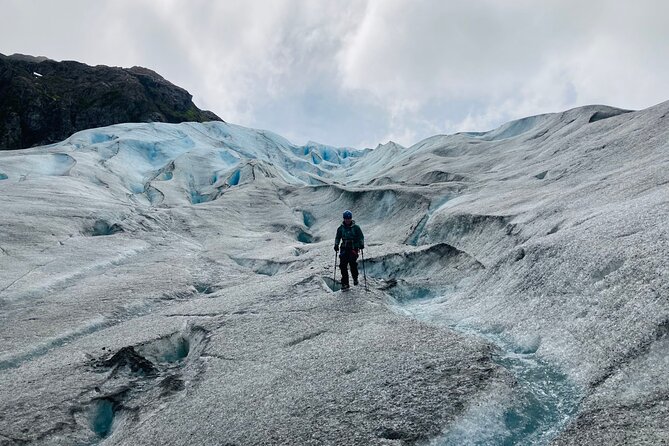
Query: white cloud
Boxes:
[
  {"xmin": 1, "ymin": 0, "xmax": 668, "ymax": 147},
  {"xmin": 337, "ymin": 0, "xmax": 669, "ymax": 138}
]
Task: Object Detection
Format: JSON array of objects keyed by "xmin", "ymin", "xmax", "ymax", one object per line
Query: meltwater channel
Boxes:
[{"xmin": 390, "ymin": 295, "xmax": 583, "ymax": 446}]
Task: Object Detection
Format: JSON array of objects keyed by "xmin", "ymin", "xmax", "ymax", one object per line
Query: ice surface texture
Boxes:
[{"xmin": 0, "ymin": 102, "xmax": 667, "ymax": 444}]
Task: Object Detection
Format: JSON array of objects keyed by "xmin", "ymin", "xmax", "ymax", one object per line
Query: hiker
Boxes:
[{"xmin": 334, "ymin": 210, "xmax": 365, "ymax": 290}]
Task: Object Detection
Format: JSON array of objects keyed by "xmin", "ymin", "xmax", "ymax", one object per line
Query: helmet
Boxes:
[{"xmin": 343, "ymin": 210, "xmax": 353, "ymax": 219}]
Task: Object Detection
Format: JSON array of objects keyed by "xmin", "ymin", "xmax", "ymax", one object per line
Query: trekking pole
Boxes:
[
  {"xmin": 362, "ymin": 249, "xmax": 368, "ymax": 291},
  {"xmin": 333, "ymin": 250, "xmax": 338, "ymax": 287}
]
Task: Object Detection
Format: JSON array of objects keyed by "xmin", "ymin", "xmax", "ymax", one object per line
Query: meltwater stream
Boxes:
[{"xmin": 391, "ymin": 297, "xmax": 582, "ymax": 446}]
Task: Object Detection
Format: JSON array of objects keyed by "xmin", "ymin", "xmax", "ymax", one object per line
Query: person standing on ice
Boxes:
[{"xmin": 334, "ymin": 210, "xmax": 365, "ymax": 290}]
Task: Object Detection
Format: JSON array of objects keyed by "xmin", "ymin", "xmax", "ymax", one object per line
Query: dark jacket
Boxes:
[{"xmin": 335, "ymin": 220, "xmax": 365, "ymax": 250}]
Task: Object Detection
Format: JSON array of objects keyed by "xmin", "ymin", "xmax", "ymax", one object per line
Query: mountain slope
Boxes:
[{"xmin": 0, "ymin": 53, "xmax": 222, "ymax": 150}]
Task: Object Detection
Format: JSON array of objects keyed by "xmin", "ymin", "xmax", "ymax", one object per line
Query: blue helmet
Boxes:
[{"xmin": 343, "ymin": 210, "xmax": 353, "ymax": 219}]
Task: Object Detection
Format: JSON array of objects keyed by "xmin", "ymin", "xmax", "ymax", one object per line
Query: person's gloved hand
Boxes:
[{"xmin": 334, "ymin": 245, "xmax": 339, "ymax": 252}]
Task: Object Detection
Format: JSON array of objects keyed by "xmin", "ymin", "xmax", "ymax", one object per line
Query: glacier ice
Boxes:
[{"xmin": 0, "ymin": 101, "xmax": 668, "ymax": 444}]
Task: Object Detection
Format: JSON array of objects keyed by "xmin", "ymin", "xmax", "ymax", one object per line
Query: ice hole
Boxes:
[
  {"xmin": 323, "ymin": 277, "xmax": 342, "ymax": 292},
  {"xmin": 297, "ymin": 230, "xmax": 314, "ymax": 244},
  {"xmin": 91, "ymin": 220, "xmax": 123, "ymax": 236},
  {"xmin": 384, "ymin": 280, "xmax": 436, "ymax": 302},
  {"xmin": 227, "ymin": 169, "xmax": 241, "ymax": 186},
  {"xmin": 137, "ymin": 333, "xmax": 190, "ymax": 364},
  {"xmin": 194, "ymin": 283, "xmax": 216, "ymax": 295},
  {"xmin": 163, "ymin": 337, "xmax": 190, "ymax": 363},
  {"xmin": 190, "ymin": 191, "xmax": 213, "ymax": 204},
  {"xmin": 302, "ymin": 211, "xmax": 316, "ymax": 228},
  {"xmin": 90, "ymin": 398, "xmax": 115, "ymax": 438}
]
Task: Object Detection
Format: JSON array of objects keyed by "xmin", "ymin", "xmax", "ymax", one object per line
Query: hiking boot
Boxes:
[
  {"xmin": 353, "ymin": 278, "xmax": 359, "ymax": 286},
  {"xmin": 341, "ymin": 284, "xmax": 350, "ymax": 291}
]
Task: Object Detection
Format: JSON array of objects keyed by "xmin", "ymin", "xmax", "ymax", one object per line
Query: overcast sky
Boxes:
[{"xmin": 2, "ymin": 0, "xmax": 668, "ymax": 148}]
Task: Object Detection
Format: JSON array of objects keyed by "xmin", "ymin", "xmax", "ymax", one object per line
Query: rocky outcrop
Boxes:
[{"xmin": 0, "ymin": 53, "xmax": 222, "ymax": 150}]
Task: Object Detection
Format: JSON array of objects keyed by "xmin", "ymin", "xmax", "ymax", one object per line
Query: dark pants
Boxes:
[{"xmin": 339, "ymin": 249, "xmax": 359, "ymax": 287}]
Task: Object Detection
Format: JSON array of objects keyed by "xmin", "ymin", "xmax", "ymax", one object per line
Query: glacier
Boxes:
[{"xmin": 0, "ymin": 102, "xmax": 667, "ymax": 445}]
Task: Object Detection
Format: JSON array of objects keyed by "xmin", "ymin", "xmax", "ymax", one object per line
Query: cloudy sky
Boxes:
[{"xmin": 2, "ymin": 0, "xmax": 668, "ymax": 148}]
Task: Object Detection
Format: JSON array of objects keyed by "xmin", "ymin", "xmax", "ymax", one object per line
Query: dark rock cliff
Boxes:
[{"xmin": 0, "ymin": 53, "xmax": 222, "ymax": 150}]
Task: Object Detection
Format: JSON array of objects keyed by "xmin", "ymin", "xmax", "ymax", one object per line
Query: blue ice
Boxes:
[
  {"xmin": 90, "ymin": 133, "xmax": 114, "ymax": 144},
  {"xmin": 90, "ymin": 399, "xmax": 114, "ymax": 438},
  {"xmin": 228, "ymin": 170, "xmax": 241, "ymax": 186},
  {"xmin": 219, "ymin": 150, "xmax": 240, "ymax": 166}
]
